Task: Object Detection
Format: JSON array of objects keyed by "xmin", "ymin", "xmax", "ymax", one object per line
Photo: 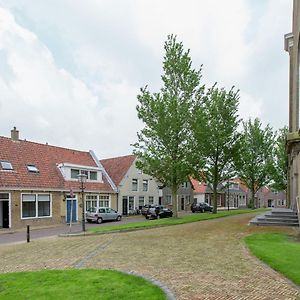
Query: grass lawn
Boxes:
[
  {"xmin": 245, "ymin": 233, "xmax": 300, "ymax": 286},
  {"xmin": 0, "ymin": 269, "xmax": 166, "ymax": 300},
  {"xmin": 88, "ymin": 208, "xmax": 267, "ymax": 234}
]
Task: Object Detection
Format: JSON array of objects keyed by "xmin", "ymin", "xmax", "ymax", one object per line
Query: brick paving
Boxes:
[{"xmin": 0, "ymin": 212, "xmax": 299, "ymax": 299}]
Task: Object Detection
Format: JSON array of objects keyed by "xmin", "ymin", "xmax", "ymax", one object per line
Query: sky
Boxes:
[{"xmin": 0, "ymin": 0, "xmax": 293, "ymax": 159}]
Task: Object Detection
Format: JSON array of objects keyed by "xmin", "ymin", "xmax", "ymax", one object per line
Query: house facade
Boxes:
[
  {"xmin": 190, "ymin": 177, "xmax": 248, "ymax": 209},
  {"xmin": 190, "ymin": 178, "xmax": 225, "ymax": 207},
  {"xmin": 101, "ymin": 155, "xmax": 160, "ymax": 215},
  {"xmin": 0, "ymin": 128, "xmax": 117, "ymax": 230},
  {"xmin": 285, "ymin": 1, "xmax": 300, "ymax": 211},
  {"xmin": 255, "ymin": 187, "xmax": 287, "ymax": 208},
  {"xmin": 160, "ymin": 181, "xmax": 194, "ymax": 211}
]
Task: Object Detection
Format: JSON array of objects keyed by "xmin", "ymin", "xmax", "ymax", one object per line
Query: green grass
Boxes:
[
  {"xmin": 0, "ymin": 269, "xmax": 166, "ymax": 300},
  {"xmin": 88, "ymin": 208, "xmax": 267, "ymax": 234},
  {"xmin": 245, "ymin": 233, "xmax": 300, "ymax": 286}
]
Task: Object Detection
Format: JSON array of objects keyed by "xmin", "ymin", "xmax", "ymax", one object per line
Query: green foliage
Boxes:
[
  {"xmin": 271, "ymin": 127, "xmax": 288, "ymax": 192},
  {"xmin": 245, "ymin": 233, "xmax": 300, "ymax": 286},
  {"xmin": 192, "ymin": 85, "xmax": 241, "ymax": 213},
  {"xmin": 0, "ymin": 269, "xmax": 166, "ymax": 300},
  {"xmin": 133, "ymin": 35, "xmax": 204, "ymax": 216},
  {"xmin": 235, "ymin": 118, "xmax": 275, "ymax": 208}
]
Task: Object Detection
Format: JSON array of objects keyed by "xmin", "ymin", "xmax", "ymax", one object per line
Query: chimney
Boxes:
[{"xmin": 11, "ymin": 127, "xmax": 19, "ymax": 141}]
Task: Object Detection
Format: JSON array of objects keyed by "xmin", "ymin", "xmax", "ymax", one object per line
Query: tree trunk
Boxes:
[
  {"xmin": 212, "ymin": 185, "xmax": 218, "ymax": 214},
  {"xmin": 250, "ymin": 186, "xmax": 255, "ymax": 209},
  {"xmin": 172, "ymin": 187, "xmax": 178, "ymax": 218}
]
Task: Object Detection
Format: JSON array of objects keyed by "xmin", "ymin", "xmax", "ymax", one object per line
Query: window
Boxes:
[
  {"xmin": 129, "ymin": 196, "xmax": 134, "ymax": 210},
  {"xmin": 132, "ymin": 179, "xmax": 138, "ymax": 191},
  {"xmin": 166, "ymin": 195, "xmax": 172, "ymax": 204},
  {"xmin": 27, "ymin": 164, "xmax": 39, "ymax": 173},
  {"xmin": 38, "ymin": 194, "xmax": 51, "ymax": 217},
  {"xmin": 143, "ymin": 180, "xmax": 148, "ymax": 192},
  {"xmin": 148, "ymin": 196, "xmax": 154, "ymax": 204},
  {"xmin": 22, "ymin": 194, "xmax": 36, "ymax": 218},
  {"xmin": 90, "ymin": 171, "xmax": 97, "ymax": 180},
  {"xmin": 71, "ymin": 169, "xmax": 80, "ymax": 179},
  {"xmin": 99, "ymin": 195, "xmax": 110, "ymax": 207},
  {"xmin": 86, "ymin": 195, "xmax": 98, "ymax": 210},
  {"xmin": 71, "ymin": 169, "xmax": 98, "ymax": 180},
  {"xmin": 22, "ymin": 194, "xmax": 51, "ymax": 218},
  {"xmin": 1, "ymin": 161, "xmax": 13, "ymax": 170},
  {"xmin": 138, "ymin": 196, "xmax": 144, "ymax": 209}
]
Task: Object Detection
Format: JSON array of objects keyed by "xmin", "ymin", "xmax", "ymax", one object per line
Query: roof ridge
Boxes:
[
  {"xmin": 100, "ymin": 154, "xmax": 135, "ymax": 161},
  {"xmin": 0, "ymin": 135, "xmax": 90, "ymax": 154}
]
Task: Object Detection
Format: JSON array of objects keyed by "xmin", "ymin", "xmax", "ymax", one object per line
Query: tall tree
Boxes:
[
  {"xmin": 235, "ymin": 118, "xmax": 275, "ymax": 209},
  {"xmin": 192, "ymin": 85, "xmax": 241, "ymax": 214},
  {"xmin": 271, "ymin": 126, "xmax": 288, "ymax": 192},
  {"xmin": 133, "ymin": 35, "xmax": 204, "ymax": 217}
]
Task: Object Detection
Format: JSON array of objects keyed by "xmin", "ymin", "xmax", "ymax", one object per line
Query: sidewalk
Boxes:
[{"xmin": 0, "ymin": 215, "xmax": 145, "ymax": 245}]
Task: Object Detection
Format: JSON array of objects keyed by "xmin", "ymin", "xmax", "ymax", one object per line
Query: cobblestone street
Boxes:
[{"xmin": 0, "ymin": 212, "xmax": 299, "ymax": 300}]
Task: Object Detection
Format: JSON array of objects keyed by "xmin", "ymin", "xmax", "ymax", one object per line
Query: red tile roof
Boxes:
[
  {"xmin": 0, "ymin": 136, "xmax": 113, "ymax": 192},
  {"xmin": 190, "ymin": 178, "xmax": 207, "ymax": 193},
  {"xmin": 100, "ymin": 155, "xmax": 136, "ymax": 186}
]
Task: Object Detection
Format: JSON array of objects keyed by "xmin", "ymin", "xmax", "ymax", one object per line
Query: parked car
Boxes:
[
  {"xmin": 191, "ymin": 202, "xmax": 213, "ymax": 213},
  {"xmin": 141, "ymin": 204, "xmax": 154, "ymax": 215},
  {"xmin": 145, "ymin": 205, "xmax": 173, "ymax": 220},
  {"xmin": 86, "ymin": 207, "xmax": 122, "ymax": 224}
]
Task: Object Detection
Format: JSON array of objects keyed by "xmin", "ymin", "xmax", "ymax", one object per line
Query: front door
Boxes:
[
  {"xmin": 2, "ymin": 201, "xmax": 9, "ymax": 228},
  {"xmin": 0, "ymin": 193, "xmax": 10, "ymax": 228},
  {"xmin": 181, "ymin": 197, "xmax": 185, "ymax": 210},
  {"xmin": 66, "ymin": 199, "xmax": 77, "ymax": 223},
  {"xmin": 122, "ymin": 197, "xmax": 128, "ymax": 215}
]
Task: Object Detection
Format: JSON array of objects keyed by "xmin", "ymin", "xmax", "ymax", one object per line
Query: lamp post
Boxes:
[{"xmin": 77, "ymin": 173, "xmax": 87, "ymax": 232}]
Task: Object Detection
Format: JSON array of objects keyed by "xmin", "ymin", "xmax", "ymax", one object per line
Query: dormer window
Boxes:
[
  {"xmin": 27, "ymin": 164, "xmax": 39, "ymax": 173},
  {"xmin": 70, "ymin": 168, "xmax": 97, "ymax": 181},
  {"xmin": 1, "ymin": 161, "xmax": 13, "ymax": 170}
]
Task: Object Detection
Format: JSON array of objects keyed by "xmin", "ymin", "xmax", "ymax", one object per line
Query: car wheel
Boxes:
[
  {"xmin": 192, "ymin": 210, "xmax": 195, "ymax": 213},
  {"xmin": 116, "ymin": 215, "xmax": 121, "ymax": 221},
  {"xmin": 87, "ymin": 219, "xmax": 92, "ymax": 223},
  {"xmin": 96, "ymin": 217, "xmax": 103, "ymax": 224}
]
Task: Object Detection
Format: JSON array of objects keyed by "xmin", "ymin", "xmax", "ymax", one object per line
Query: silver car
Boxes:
[{"xmin": 86, "ymin": 207, "xmax": 122, "ymax": 224}]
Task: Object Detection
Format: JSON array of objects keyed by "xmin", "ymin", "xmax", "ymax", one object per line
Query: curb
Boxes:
[{"xmin": 125, "ymin": 271, "xmax": 176, "ymax": 300}]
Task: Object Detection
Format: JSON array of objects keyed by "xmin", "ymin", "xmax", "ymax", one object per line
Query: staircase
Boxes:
[{"xmin": 250, "ymin": 208, "xmax": 299, "ymax": 227}]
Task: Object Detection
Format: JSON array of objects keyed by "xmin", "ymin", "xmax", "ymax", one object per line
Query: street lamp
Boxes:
[{"xmin": 77, "ymin": 173, "xmax": 87, "ymax": 232}]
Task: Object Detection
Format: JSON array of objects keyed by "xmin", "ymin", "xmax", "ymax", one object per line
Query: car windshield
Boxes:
[{"xmin": 88, "ymin": 207, "xmax": 97, "ymax": 213}]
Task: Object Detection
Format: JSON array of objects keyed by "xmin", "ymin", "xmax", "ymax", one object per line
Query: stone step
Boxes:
[
  {"xmin": 257, "ymin": 217, "xmax": 298, "ymax": 223},
  {"xmin": 250, "ymin": 220, "xmax": 299, "ymax": 227},
  {"xmin": 269, "ymin": 212, "xmax": 298, "ymax": 217},
  {"xmin": 263, "ymin": 214, "xmax": 298, "ymax": 220}
]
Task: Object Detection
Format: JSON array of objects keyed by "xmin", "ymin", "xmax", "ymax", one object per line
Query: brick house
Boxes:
[
  {"xmin": 0, "ymin": 128, "xmax": 117, "ymax": 230},
  {"xmin": 190, "ymin": 177, "xmax": 248, "ymax": 208},
  {"xmin": 255, "ymin": 186, "xmax": 287, "ymax": 208}
]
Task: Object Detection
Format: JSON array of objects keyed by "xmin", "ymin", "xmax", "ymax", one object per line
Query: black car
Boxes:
[
  {"xmin": 191, "ymin": 202, "xmax": 213, "ymax": 213},
  {"xmin": 145, "ymin": 206, "xmax": 173, "ymax": 220}
]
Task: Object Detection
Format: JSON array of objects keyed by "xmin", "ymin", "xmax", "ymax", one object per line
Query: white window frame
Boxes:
[
  {"xmin": 148, "ymin": 196, "xmax": 154, "ymax": 205},
  {"xmin": 132, "ymin": 179, "xmax": 138, "ymax": 191},
  {"xmin": 142, "ymin": 179, "xmax": 148, "ymax": 192},
  {"xmin": 21, "ymin": 193, "xmax": 52, "ymax": 219},
  {"xmin": 85, "ymin": 194, "xmax": 111, "ymax": 211}
]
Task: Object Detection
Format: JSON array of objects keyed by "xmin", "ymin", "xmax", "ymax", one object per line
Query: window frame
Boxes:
[
  {"xmin": 21, "ymin": 193, "xmax": 52, "ymax": 219},
  {"xmin": 132, "ymin": 179, "xmax": 138, "ymax": 191},
  {"xmin": 27, "ymin": 164, "xmax": 39, "ymax": 173},
  {"xmin": 142, "ymin": 179, "xmax": 148, "ymax": 192},
  {"xmin": 1, "ymin": 160, "xmax": 13, "ymax": 170}
]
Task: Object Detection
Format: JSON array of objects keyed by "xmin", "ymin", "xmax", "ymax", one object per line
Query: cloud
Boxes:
[
  {"xmin": 0, "ymin": 0, "xmax": 293, "ymax": 160},
  {"xmin": 0, "ymin": 7, "xmax": 140, "ymax": 157}
]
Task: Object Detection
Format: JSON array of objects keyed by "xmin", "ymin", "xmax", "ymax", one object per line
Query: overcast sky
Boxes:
[{"xmin": 0, "ymin": 0, "xmax": 293, "ymax": 159}]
